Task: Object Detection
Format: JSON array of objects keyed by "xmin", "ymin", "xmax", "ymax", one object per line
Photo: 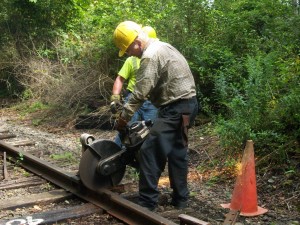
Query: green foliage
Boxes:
[
  {"xmin": 14, "ymin": 101, "xmax": 49, "ymax": 116},
  {"xmin": 126, "ymin": 166, "xmax": 139, "ymax": 181},
  {"xmin": 50, "ymin": 152, "xmax": 75, "ymax": 163},
  {"xmin": 41, "ymin": 182, "xmax": 53, "ymax": 191},
  {"xmin": 206, "ymin": 175, "xmax": 220, "ymax": 187},
  {"xmin": 0, "ymin": 0, "xmax": 299, "ymax": 167},
  {"xmin": 18, "ymin": 152, "xmax": 24, "ymax": 161},
  {"xmin": 195, "ymin": 0, "xmax": 300, "ymax": 165},
  {"xmin": 32, "ymin": 118, "xmax": 42, "ymax": 126},
  {"xmin": 0, "ymin": 68, "xmax": 24, "ymax": 97},
  {"xmin": 215, "ymin": 50, "xmax": 299, "ymax": 162},
  {"xmin": 21, "ymin": 89, "xmax": 33, "ymax": 100},
  {"xmin": 15, "ymin": 152, "xmax": 24, "ymax": 166}
]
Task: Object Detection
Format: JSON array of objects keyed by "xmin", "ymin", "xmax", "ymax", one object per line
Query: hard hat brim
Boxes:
[{"xmin": 119, "ymin": 49, "xmax": 126, "ymax": 57}]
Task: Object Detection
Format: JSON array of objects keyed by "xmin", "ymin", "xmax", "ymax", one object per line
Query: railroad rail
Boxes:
[
  {"xmin": 0, "ymin": 140, "xmax": 177, "ymax": 225},
  {"xmin": 0, "ymin": 127, "xmax": 240, "ymax": 225}
]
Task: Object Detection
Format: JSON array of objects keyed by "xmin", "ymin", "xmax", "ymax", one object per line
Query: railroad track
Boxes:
[
  {"xmin": 0, "ymin": 125, "xmax": 240, "ymax": 225},
  {"xmin": 0, "ymin": 129, "xmax": 182, "ymax": 225}
]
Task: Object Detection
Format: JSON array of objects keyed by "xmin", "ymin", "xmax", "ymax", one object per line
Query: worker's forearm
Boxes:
[
  {"xmin": 112, "ymin": 83, "xmax": 122, "ymax": 95},
  {"xmin": 112, "ymin": 76, "xmax": 125, "ymax": 95}
]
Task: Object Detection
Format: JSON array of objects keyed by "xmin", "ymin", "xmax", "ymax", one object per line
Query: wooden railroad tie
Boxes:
[
  {"xmin": 223, "ymin": 210, "xmax": 239, "ymax": 225},
  {"xmin": 0, "ymin": 203, "xmax": 103, "ymax": 224},
  {"xmin": 6, "ymin": 140, "xmax": 35, "ymax": 147},
  {"xmin": 0, "ymin": 129, "xmax": 9, "ymax": 133},
  {"xmin": 0, "ymin": 176, "xmax": 47, "ymax": 190},
  {"xmin": 0, "ymin": 189, "xmax": 73, "ymax": 210},
  {"xmin": 178, "ymin": 214, "xmax": 211, "ymax": 225},
  {"xmin": 0, "ymin": 134, "xmax": 16, "ymax": 140},
  {"xmin": 3, "ymin": 151, "xmax": 9, "ymax": 180}
]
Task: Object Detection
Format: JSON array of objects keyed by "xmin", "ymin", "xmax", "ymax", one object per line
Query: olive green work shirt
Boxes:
[{"xmin": 122, "ymin": 40, "xmax": 196, "ymax": 121}]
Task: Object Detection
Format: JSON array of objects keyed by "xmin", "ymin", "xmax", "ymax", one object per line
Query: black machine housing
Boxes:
[{"xmin": 79, "ymin": 120, "xmax": 153, "ymax": 190}]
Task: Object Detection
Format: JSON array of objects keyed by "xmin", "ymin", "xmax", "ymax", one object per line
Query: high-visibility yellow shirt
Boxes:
[{"xmin": 118, "ymin": 56, "xmax": 140, "ymax": 93}]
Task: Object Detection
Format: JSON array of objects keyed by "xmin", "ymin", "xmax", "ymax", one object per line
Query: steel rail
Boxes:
[{"xmin": 0, "ymin": 140, "xmax": 177, "ymax": 225}]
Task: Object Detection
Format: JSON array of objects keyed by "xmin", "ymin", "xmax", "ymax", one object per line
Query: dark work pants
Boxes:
[{"xmin": 138, "ymin": 96, "xmax": 198, "ymax": 209}]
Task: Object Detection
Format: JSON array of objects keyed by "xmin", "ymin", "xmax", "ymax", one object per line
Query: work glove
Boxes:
[
  {"xmin": 114, "ymin": 114, "xmax": 128, "ymax": 134},
  {"xmin": 110, "ymin": 94, "xmax": 123, "ymax": 114}
]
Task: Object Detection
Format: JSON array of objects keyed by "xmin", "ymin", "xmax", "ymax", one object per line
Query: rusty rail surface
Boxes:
[{"xmin": 0, "ymin": 140, "xmax": 177, "ymax": 225}]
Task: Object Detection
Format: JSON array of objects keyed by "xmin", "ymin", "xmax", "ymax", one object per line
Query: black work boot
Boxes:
[
  {"xmin": 138, "ymin": 201, "xmax": 157, "ymax": 211},
  {"xmin": 171, "ymin": 199, "xmax": 188, "ymax": 209}
]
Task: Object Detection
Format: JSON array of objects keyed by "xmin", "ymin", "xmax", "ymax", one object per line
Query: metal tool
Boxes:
[{"xmin": 79, "ymin": 120, "xmax": 153, "ymax": 191}]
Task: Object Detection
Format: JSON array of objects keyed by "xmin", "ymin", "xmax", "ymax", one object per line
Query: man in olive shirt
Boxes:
[
  {"xmin": 111, "ymin": 26, "xmax": 158, "ymax": 147},
  {"xmin": 113, "ymin": 21, "xmax": 198, "ymax": 211}
]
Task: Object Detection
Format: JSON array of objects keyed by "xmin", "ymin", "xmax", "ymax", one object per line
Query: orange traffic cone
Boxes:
[{"xmin": 221, "ymin": 140, "xmax": 268, "ymax": 216}]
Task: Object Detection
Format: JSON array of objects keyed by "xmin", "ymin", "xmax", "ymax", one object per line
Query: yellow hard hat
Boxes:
[
  {"xmin": 142, "ymin": 26, "xmax": 157, "ymax": 39},
  {"xmin": 113, "ymin": 21, "xmax": 142, "ymax": 57}
]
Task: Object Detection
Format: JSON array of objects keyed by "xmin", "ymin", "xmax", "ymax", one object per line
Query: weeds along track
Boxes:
[{"xmin": 0, "ymin": 128, "xmax": 179, "ymax": 225}]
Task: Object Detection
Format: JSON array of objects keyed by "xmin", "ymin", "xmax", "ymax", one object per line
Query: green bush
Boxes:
[{"xmin": 215, "ymin": 51, "xmax": 299, "ymax": 163}]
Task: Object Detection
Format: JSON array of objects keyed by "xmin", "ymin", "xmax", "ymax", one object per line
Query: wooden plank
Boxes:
[
  {"xmin": 0, "ymin": 176, "xmax": 46, "ymax": 190},
  {"xmin": 0, "ymin": 189, "xmax": 73, "ymax": 210},
  {"xmin": 0, "ymin": 134, "xmax": 16, "ymax": 140},
  {"xmin": 223, "ymin": 210, "xmax": 239, "ymax": 225},
  {"xmin": 6, "ymin": 140, "xmax": 35, "ymax": 147},
  {"xmin": 0, "ymin": 203, "xmax": 103, "ymax": 224},
  {"xmin": 3, "ymin": 151, "xmax": 9, "ymax": 180},
  {"xmin": 178, "ymin": 214, "xmax": 211, "ymax": 225},
  {"xmin": 0, "ymin": 129, "xmax": 9, "ymax": 133}
]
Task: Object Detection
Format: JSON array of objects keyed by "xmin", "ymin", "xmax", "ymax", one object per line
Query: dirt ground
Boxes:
[{"xmin": 0, "ymin": 103, "xmax": 299, "ymax": 225}]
